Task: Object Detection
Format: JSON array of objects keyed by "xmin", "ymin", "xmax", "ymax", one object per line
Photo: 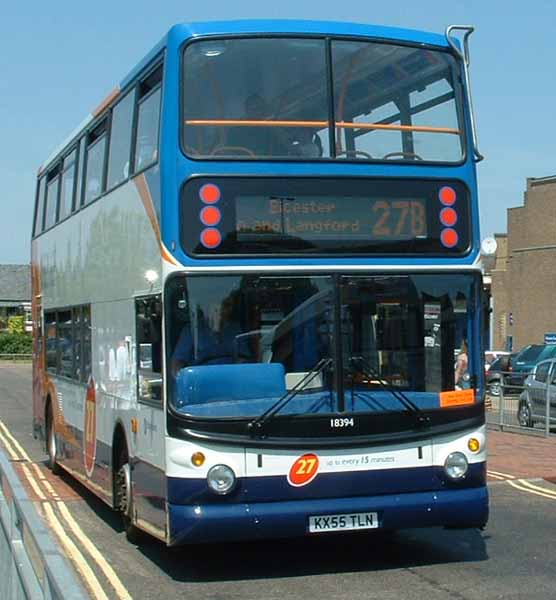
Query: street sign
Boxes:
[{"xmin": 544, "ymin": 333, "xmax": 556, "ymax": 345}]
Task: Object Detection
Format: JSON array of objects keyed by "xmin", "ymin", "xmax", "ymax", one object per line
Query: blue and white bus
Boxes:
[{"xmin": 32, "ymin": 20, "xmax": 488, "ymax": 545}]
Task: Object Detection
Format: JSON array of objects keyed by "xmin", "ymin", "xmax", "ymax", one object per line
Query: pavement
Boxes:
[{"xmin": 487, "ymin": 428, "xmax": 556, "ymax": 480}]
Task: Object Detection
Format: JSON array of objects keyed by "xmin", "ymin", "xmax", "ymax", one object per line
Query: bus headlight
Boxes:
[
  {"xmin": 207, "ymin": 464, "xmax": 236, "ymax": 495},
  {"xmin": 444, "ymin": 452, "xmax": 468, "ymax": 480}
]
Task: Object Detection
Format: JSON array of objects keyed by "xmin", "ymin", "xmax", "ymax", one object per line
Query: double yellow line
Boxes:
[
  {"xmin": 0, "ymin": 419, "xmax": 132, "ymax": 600},
  {"xmin": 487, "ymin": 469, "xmax": 516, "ymax": 481},
  {"xmin": 488, "ymin": 468, "xmax": 556, "ymax": 499},
  {"xmin": 507, "ymin": 478, "xmax": 556, "ymax": 500}
]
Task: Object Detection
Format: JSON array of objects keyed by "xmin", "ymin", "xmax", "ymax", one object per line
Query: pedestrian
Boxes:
[{"xmin": 455, "ymin": 340, "xmax": 470, "ymax": 390}]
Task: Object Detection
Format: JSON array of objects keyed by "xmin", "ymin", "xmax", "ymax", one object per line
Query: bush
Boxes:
[
  {"xmin": 7, "ymin": 316, "xmax": 25, "ymax": 334},
  {"xmin": 0, "ymin": 332, "xmax": 32, "ymax": 355}
]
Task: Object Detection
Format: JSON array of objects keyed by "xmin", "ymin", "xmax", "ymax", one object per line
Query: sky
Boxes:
[{"xmin": 2, "ymin": 0, "xmax": 555, "ymax": 264}]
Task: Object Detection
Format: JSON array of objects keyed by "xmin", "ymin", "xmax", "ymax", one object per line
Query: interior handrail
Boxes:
[{"xmin": 184, "ymin": 119, "xmax": 460, "ymax": 135}]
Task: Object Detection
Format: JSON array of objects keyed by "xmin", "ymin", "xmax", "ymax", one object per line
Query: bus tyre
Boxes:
[
  {"xmin": 46, "ymin": 405, "xmax": 62, "ymax": 475},
  {"xmin": 115, "ymin": 451, "xmax": 143, "ymax": 544}
]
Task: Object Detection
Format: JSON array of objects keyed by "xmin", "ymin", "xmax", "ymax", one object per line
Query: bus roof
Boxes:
[
  {"xmin": 39, "ymin": 20, "xmax": 451, "ymax": 173},
  {"xmin": 167, "ymin": 20, "xmax": 449, "ymax": 49}
]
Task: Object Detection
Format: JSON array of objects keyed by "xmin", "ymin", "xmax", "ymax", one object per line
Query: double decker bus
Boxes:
[{"xmin": 32, "ymin": 20, "xmax": 488, "ymax": 545}]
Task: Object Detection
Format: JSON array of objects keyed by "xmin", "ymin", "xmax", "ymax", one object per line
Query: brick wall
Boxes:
[
  {"xmin": 491, "ymin": 177, "xmax": 556, "ymax": 351},
  {"xmin": 490, "ymin": 234, "xmax": 509, "ymax": 350}
]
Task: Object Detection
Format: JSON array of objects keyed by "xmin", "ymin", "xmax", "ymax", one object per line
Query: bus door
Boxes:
[{"xmin": 134, "ymin": 295, "xmax": 166, "ymax": 535}]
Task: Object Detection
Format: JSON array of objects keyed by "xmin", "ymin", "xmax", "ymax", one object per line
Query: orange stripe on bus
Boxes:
[
  {"xmin": 184, "ymin": 119, "xmax": 460, "ymax": 135},
  {"xmin": 439, "ymin": 389, "xmax": 475, "ymax": 408},
  {"xmin": 135, "ymin": 175, "xmax": 161, "ymax": 242},
  {"xmin": 92, "ymin": 87, "xmax": 120, "ymax": 118},
  {"xmin": 161, "ymin": 244, "xmax": 180, "ymax": 266}
]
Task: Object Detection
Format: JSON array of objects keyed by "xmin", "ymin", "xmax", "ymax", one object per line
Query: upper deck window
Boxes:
[
  {"xmin": 134, "ymin": 65, "xmax": 162, "ymax": 173},
  {"xmin": 331, "ymin": 40, "xmax": 463, "ymax": 162},
  {"xmin": 84, "ymin": 120, "xmax": 108, "ymax": 205},
  {"xmin": 107, "ymin": 91, "xmax": 134, "ymax": 190},
  {"xmin": 182, "ymin": 37, "xmax": 464, "ymax": 163},
  {"xmin": 59, "ymin": 149, "xmax": 77, "ymax": 221},
  {"xmin": 44, "ymin": 167, "xmax": 60, "ymax": 230},
  {"xmin": 33, "ymin": 177, "xmax": 46, "ymax": 236},
  {"xmin": 183, "ymin": 38, "xmax": 331, "ymax": 160}
]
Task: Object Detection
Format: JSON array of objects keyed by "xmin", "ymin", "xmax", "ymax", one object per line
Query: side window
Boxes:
[
  {"xmin": 107, "ymin": 91, "xmax": 135, "ymax": 190},
  {"xmin": 535, "ymin": 362, "xmax": 549, "ymax": 383},
  {"xmin": 57, "ymin": 309, "xmax": 73, "ymax": 378},
  {"xmin": 33, "ymin": 177, "xmax": 46, "ymax": 236},
  {"xmin": 81, "ymin": 305, "xmax": 92, "ymax": 383},
  {"xmin": 44, "ymin": 167, "xmax": 60, "ymax": 230},
  {"xmin": 45, "ymin": 312, "xmax": 57, "ymax": 372},
  {"xmin": 75, "ymin": 137, "xmax": 86, "ymax": 209},
  {"xmin": 72, "ymin": 306, "xmax": 82, "ymax": 381},
  {"xmin": 84, "ymin": 120, "xmax": 108, "ymax": 205},
  {"xmin": 134, "ymin": 65, "xmax": 162, "ymax": 173},
  {"xmin": 136, "ymin": 295, "xmax": 162, "ymax": 403},
  {"xmin": 550, "ymin": 363, "xmax": 556, "ymax": 385},
  {"xmin": 43, "ymin": 305, "xmax": 91, "ymax": 381},
  {"xmin": 59, "ymin": 149, "xmax": 77, "ymax": 221}
]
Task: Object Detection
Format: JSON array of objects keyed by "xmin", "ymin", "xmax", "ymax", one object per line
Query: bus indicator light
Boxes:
[
  {"xmin": 441, "ymin": 228, "xmax": 459, "ymax": 248},
  {"xmin": 200, "ymin": 227, "xmax": 222, "ymax": 249},
  {"xmin": 287, "ymin": 453, "xmax": 319, "ymax": 487},
  {"xmin": 192, "ymin": 452, "xmax": 206, "ymax": 467},
  {"xmin": 440, "ymin": 207, "xmax": 457, "ymax": 227},
  {"xmin": 199, "ymin": 183, "xmax": 221, "ymax": 204},
  {"xmin": 468, "ymin": 438, "xmax": 480, "ymax": 452},
  {"xmin": 439, "ymin": 186, "xmax": 456, "ymax": 206},
  {"xmin": 200, "ymin": 206, "xmax": 221, "ymax": 227}
]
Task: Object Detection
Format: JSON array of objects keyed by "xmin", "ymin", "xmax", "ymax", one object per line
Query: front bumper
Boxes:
[{"xmin": 167, "ymin": 485, "xmax": 489, "ymax": 545}]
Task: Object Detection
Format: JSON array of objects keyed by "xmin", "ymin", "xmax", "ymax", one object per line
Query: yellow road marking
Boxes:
[
  {"xmin": 487, "ymin": 469, "xmax": 516, "ymax": 479},
  {"xmin": 43, "ymin": 503, "xmax": 110, "ymax": 600},
  {"xmin": 487, "ymin": 472, "xmax": 506, "ymax": 480},
  {"xmin": 30, "ymin": 463, "xmax": 60, "ymax": 500},
  {"xmin": 508, "ymin": 479, "xmax": 556, "ymax": 500},
  {"xmin": 56, "ymin": 502, "xmax": 132, "ymax": 600},
  {"xmin": 515, "ymin": 478, "xmax": 556, "ymax": 498},
  {"xmin": 0, "ymin": 418, "xmax": 133, "ymax": 600},
  {"xmin": 0, "ymin": 429, "xmax": 20, "ymax": 460},
  {"xmin": 21, "ymin": 464, "xmax": 47, "ymax": 501},
  {"xmin": 0, "ymin": 419, "xmax": 31, "ymax": 461}
]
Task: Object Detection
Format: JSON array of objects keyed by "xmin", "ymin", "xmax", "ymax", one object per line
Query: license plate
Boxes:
[{"xmin": 308, "ymin": 511, "xmax": 379, "ymax": 533}]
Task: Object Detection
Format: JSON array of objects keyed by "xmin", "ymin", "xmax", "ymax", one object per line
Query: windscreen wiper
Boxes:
[
  {"xmin": 348, "ymin": 356, "xmax": 430, "ymax": 427},
  {"xmin": 248, "ymin": 357, "xmax": 333, "ymax": 437}
]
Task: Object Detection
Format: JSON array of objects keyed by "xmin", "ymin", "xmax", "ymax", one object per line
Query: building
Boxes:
[
  {"xmin": 0, "ymin": 265, "xmax": 31, "ymax": 331},
  {"xmin": 490, "ymin": 176, "xmax": 556, "ymax": 351}
]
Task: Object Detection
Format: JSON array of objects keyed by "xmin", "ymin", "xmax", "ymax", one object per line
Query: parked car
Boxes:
[
  {"xmin": 517, "ymin": 358, "xmax": 556, "ymax": 428},
  {"xmin": 486, "ymin": 353, "xmax": 514, "ymax": 396},
  {"xmin": 485, "ymin": 350, "xmax": 509, "ymax": 373},
  {"xmin": 506, "ymin": 344, "xmax": 556, "ymax": 391}
]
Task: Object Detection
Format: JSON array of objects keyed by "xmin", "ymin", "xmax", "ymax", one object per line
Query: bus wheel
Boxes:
[
  {"xmin": 115, "ymin": 450, "xmax": 143, "ymax": 544},
  {"xmin": 46, "ymin": 404, "xmax": 61, "ymax": 474}
]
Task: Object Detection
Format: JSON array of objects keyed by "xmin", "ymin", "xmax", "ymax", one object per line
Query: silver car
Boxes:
[{"xmin": 517, "ymin": 358, "xmax": 556, "ymax": 427}]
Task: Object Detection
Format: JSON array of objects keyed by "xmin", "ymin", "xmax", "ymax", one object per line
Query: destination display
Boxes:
[
  {"xmin": 235, "ymin": 195, "xmax": 428, "ymax": 242},
  {"xmin": 180, "ymin": 176, "xmax": 470, "ymax": 256}
]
